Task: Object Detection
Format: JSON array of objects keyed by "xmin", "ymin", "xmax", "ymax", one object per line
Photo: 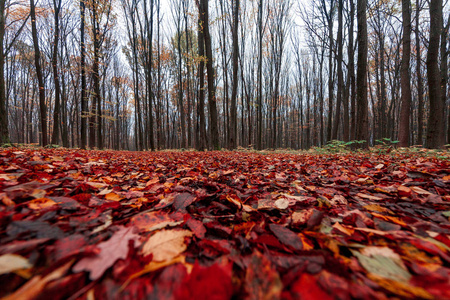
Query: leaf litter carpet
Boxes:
[{"xmin": 0, "ymin": 148, "xmax": 449, "ymax": 299}]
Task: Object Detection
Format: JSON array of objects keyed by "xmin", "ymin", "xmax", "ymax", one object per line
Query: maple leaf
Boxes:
[{"xmin": 72, "ymin": 226, "xmax": 141, "ymax": 280}]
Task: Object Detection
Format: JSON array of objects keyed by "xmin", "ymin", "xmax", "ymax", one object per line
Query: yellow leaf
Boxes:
[
  {"xmin": 141, "ymin": 229, "xmax": 192, "ymax": 261},
  {"xmin": 0, "ymin": 254, "xmax": 32, "ymax": 275}
]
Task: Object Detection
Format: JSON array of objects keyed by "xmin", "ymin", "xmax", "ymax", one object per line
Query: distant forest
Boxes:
[{"xmin": 0, "ymin": 0, "xmax": 448, "ymax": 150}]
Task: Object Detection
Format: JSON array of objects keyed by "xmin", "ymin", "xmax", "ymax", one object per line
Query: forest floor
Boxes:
[{"xmin": 0, "ymin": 147, "xmax": 449, "ymax": 299}]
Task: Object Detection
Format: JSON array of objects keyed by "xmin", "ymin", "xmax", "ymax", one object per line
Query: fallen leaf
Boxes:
[
  {"xmin": 104, "ymin": 192, "xmax": 124, "ymax": 201},
  {"xmin": 3, "ymin": 261, "xmax": 72, "ymax": 300},
  {"xmin": 410, "ymin": 186, "xmax": 434, "ymax": 195},
  {"xmin": 353, "ymin": 247, "xmax": 411, "ymax": 282},
  {"xmin": 274, "ymin": 198, "xmax": 289, "ymax": 209},
  {"xmin": 245, "ymin": 251, "xmax": 282, "ymax": 300},
  {"xmin": 398, "ymin": 185, "xmax": 412, "ymax": 197},
  {"xmin": 173, "ymin": 193, "xmax": 195, "ymax": 211},
  {"xmin": 131, "ymin": 211, "xmax": 182, "ymax": 232},
  {"xmin": 356, "ymin": 193, "xmax": 383, "ymax": 201},
  {"xmin": 72, "ymin": 226, "xmax": 141, "ymax": 280},
  {"xmin": 141, "ymin": 229, "xmax": 192, "ymax": 261},
  {"xmin": 0, "ymin": 254, "xmax": 32, "ymax": 275},
  {"xmin": 28, "ymin": 198, "xmax": 57, "ymax": 210},
  {"xmin": 269, "ymin": 224, "xmax": 303, "ymax": 251}
]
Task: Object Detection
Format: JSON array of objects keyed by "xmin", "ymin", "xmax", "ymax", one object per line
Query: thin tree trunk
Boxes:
[
  {"xmin": 349, "ymin": 0, "xmax": 356, "ymax": 141},
  {"xmin": 440, "ymin": 15, "xmax": 448, "ymax": 145},
  {"xmin": 355, "ymin": 0, "xmax": 368, "ymax": 148},
  {"xmin": 332, "ymin": 0, "xmax": 343, "ymax": 140},
  {"xmin": 229, "ymin": 0, "xmax": 239, "ymax": 149},
  {"xmin": 399, "ymin": 0, "xmax": 412, "ymax": 147},
  {"xmin": 92, "ymin": 5, "xmax": 102, "ymax": 149},
  {"xmin": 0, "ymin": 0, "xmax": 9, "ymax": 143},
  {"xmin": 199, "ymin": 0, "xmax": 219, "ymax": 149},
  {"xmin": 327, "ymin": 9, "xmax": 334, "ymax": 143},
  {"xmin": 51, "ymin": 0, "xmax": 62, "ymax": 145},
  {"xmin": 30, "ymin": 0, "xmax": 48, "ymax": 146},
  {"xmin": 196, "ymin": 0, "xmax": 207, "ymax": 150},
  {"xmin": 415, "ymin": 0, "xmax": 424, "ymax": 145},
  {"xmin": 256, "ymin": 0, "xmax": 263, "ymax": 150},
  {"xmin": 80, "ymin": 0, "xmax": 87, "ymax": 149}
]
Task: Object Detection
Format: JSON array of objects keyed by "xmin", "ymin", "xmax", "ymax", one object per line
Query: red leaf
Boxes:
[
  {"xmin": 269, "ymin": 224, "xmax": 303, "ymax": 251},
  {"xmin": 173, "ymin": 193, "xmax": 196, "ymax": 211},
  {"xmin": 72, "ymin": 226, "xmax": 141, "ymax": 280},
  {"xmin": 175, "ymin": 262, "xmax": 233, "ymax": 300}
]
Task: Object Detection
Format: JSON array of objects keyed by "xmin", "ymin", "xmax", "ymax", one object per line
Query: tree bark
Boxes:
[
  {"xmin": 355, "ymin": 0, "xmax": 368, "ymax": 148},
  {"xmin": 0, "ymin": 0, "xmax": 9, "ymax": 144},
  {"xmin": 426, "ymin": 0, "xmax": 444, "ymax": 148},
  {"xmin": 51, "ymin": 0, "xmax": 62, "ymax": 145},
  {"xmin": 196, "ymin": 7, "xmax": 207, "ymax": 151},
  {"xmin": 398, "ymin": 0, "xmax": 411, "ymax": 147},
  {"xmin": 30, "ymin": 0, "xmax": 48, "ymax": 146},
  {"xmin": 349, "ymin": 0, "xmax": 356, "ymax": 141},
  {"xmin": 332, "ymin": 0, "xmax": 343, "ymax": 140},
  {"xmin": 256, "ymin": 0, "xmax": 263, "ymax": 150},
  {"xmin": 415, "ymin": 0, "xmax": 423, "ymax": 145},
  {"xmin": 92, "ymin": 4, "xmax": 102, "ymax": 149},
  {"xmin": 229, "ymin": 0, "xmax": 239, "ymax": 149},
  {"xmin": 440, "ymin": 14, "xmax": 448, "ymax": 145},
  {"xmin": 199, "ymin": 0, "xmax": 219, "ymax": 149}
]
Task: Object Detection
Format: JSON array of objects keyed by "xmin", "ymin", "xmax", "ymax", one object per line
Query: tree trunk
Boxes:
[
  {"xmin": 229, "ymin": 0, "xmax": 239, "ymax": 149},
  {"xmin": 197, "ymin": 14, "xmax": 207, "ymax": 151},
  {"xmin": 51, "ymin": 0, "xmax": 62, "ymax": 145},
  {"xmin": 0, "ymin": 0, "xmax": 9, "ymax": 144},
  {"xmin": 441, "ymin": 14, "xmax": 448, "ymax": 145},
  {"xmin": 30, "ymin": 0, "xmax": 48, "ymax": 147},
  {"xmin": 332, "ymin": 0, "xmax": 344, "ymax": 140},
  {"xmin": 349, "ymin": 0, "xmax": 356, "ymax": 141},
  {"xmin": 256, "ymin": 0, "xmax": 263, "ymax": 150},
  {"xmin": 326, "ymin": 8, "xmax": 334, "ymax": 143},
  {"xmin": 355, "ymin": 0, "xmax": 368, "ymax": 148},
  {"xmin": 183, "ymin": 0, "xmax": 191, "ymax": 149},
  {"xmin": 426, "ymin": 0, "xmax": 444, "ymax": 148},
  {"xmin": 398, "ymin": 0, "xmax": 412, "ymax": 147},
  {"xmin": 415, "ymin": 0, "xmax": 423, "ymax": 145},
  {"xmin": 92, "ymin": 6, "xmax": 102, "ymax": 149},
  {"xmin": 199, "ymin": 0, "xmax": 219, "ymax": 149}
]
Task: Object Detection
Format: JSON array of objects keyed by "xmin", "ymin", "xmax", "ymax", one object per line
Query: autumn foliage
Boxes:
[{"xmin": 0, "ymin": 148, "xmax": 449, "ymax": 299}]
